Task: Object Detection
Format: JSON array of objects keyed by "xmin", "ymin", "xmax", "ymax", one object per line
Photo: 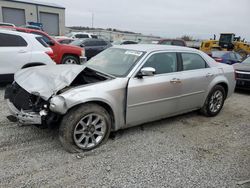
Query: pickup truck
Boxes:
[{"xmin": 12, "ymin": 27, "xmax": 86, "ymax": 64}]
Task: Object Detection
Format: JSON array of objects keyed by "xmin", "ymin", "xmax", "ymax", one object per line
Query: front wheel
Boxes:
[
  {"xmin": 200, "ymin": 85, "xmax": 226, "ymax": 117},
  {"xmin": 59, "ymin": 103, "xmax": 111, "ymax": 153},
  {"xmin": 62, "ymin": 55, "xmax": 79, "ymax": 64}
]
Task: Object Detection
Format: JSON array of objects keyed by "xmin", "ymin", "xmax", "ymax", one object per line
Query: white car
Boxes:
[
  {"xmin": 65, "ymin": 32, "xmax": 98, "ymax": 39},
  {"xmin": 0, "ymin": 29, "xmax": 55, "ymax": 82}
]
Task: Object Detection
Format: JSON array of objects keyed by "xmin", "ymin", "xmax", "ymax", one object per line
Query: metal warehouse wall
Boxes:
[{"xmin": 0, "ymin": 0, "xmax": 65, "ymax": 35}]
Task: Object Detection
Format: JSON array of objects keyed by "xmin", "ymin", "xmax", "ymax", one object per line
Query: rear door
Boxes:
[
  {"xmin": 0, "ymin": 33, "xmax": 31, "ymax": 75},
  {"xmin": 126, "ymin": 52, "xmax": 181, "ymax": 126},
  {"xmin": 177, "ymin": 52, "xmax": 214, "ymax": 111}
]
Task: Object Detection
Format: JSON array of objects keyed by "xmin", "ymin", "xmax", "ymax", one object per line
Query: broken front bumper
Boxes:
[{"xmin": 7, "ymin": 99, "xmax": 42, "ymax": 125}]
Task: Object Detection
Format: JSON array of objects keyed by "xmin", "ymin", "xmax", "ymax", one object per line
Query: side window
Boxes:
[
  {"xmin": 181, "ymin": 53, "xmax": 207, "ymax": 71},
  {"xmin": 91, "ymin": 35, "xmax": 98, "ymax": 39},
  {"xmin": 0, "ymin": 33, "xmax": 27, "ymax": 47},
  {"xmin": 36, "ymin": 37, "xmax": 49, "ymax": 47},
  {"xmin": 31, "ymin": 32, "xmax": 51, "ymax": 44},
  {"xmin": 143, "ymin": 52, "xmax": 177, "ymax": 74}
]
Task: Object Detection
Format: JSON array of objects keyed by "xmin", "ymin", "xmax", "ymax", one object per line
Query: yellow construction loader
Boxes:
[{"xmin": 200, "ymin": 33, "xmax": 250, "ymax": 58}]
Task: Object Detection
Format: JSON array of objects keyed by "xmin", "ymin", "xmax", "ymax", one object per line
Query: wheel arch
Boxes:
[
  {"xmin": 68, "ymin": 101, "xmax": 116, "ymax": 131},
  {"xmin": 216, "ymin": 82, "xmax": 228, "ymax": 98},
  {"xmin": 61, "ymin": 53, "xmax": 80, "ymax": 64},
  {"xmin": 21, "ymin": 62, "xmax": 45, "ymax": 69}
]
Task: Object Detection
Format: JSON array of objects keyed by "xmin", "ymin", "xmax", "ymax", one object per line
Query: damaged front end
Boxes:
[
  {"xmin": 5, "ymin": 82, "xmax": 59, "ymax": 126},
  {"xmin": 4, "ymin": 65, "xmax": 112, "ymax": 127}
]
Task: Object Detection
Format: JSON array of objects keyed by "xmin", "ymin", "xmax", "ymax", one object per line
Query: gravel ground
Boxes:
[{"xmin": 0, "ymin": 86, "xmax": 249, "ymax": 188}]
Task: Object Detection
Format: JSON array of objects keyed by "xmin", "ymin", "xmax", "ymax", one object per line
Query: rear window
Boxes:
[
  {"xmin": 212, "ymin": 51, "xmax": 227, "ymax": 58},
  {"xmin": 0, "ymin": 33, "xmax": 27, "ymax": 47},
  {"xmin": 36, "ymin": 37, "xmax": 49, "ymax": 47},
  {"xmin": 172, "ymin": 40, "xmax": 185, "ymax": 46},
  {"xmin": 91, "ymin": 35, "xmax": 98, "ymax": 39},
  {"xmin": 75, "ymin": 34, "xmax": 89, "ymax": 39}
]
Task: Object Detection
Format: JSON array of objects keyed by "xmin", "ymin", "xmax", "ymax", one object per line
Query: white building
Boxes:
[{"xmin": 0, "ymin": 0, "xmax": 65, "ymax": 35}]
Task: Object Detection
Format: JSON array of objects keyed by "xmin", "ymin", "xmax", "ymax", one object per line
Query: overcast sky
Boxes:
[{"xmin": 40, "ymin": 0, "xmax": 250, "ymax": 40}]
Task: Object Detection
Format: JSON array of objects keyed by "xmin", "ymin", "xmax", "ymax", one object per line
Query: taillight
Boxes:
[
  {"xmin": 214, "ymin": 58, "xmax": 222, "ymax": 63},
  {"xmin": 45, "ymin": 51, "xmax": 55, "ymax": 60}
]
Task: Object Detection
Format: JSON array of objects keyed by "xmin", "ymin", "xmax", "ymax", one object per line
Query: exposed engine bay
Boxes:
[{"xmin": 5, "ymin": 67, "xmax": 111, "ymax": 127}]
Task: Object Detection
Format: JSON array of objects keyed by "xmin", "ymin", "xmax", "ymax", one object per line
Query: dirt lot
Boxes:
[{"xmin": 0, "ymin": 86, "xmax": 249, "ymax": 188}]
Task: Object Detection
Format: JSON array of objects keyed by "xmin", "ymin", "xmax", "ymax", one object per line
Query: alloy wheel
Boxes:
[
  {"xmin": 73, "ymin": 113, "xmax": 107, "ymax": 149},
  {"xmin": 209, "ymin": 90, "xmax": 223, "ymax": 113}
]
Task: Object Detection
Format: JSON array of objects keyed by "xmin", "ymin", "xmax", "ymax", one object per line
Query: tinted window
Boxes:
[
  {"xmin": 123, "ymin": 41, "xmax": 137, "ymax": 44},
  {"xmin": 60, "ymin": 39, "xmax": 73, "ymax": 44},
  {"xmin": 91, "ymin": 35, "xmax": 98, "ymax": 39},
  {"xmin": 212, "ymin": 51, "xmax": 227, "ymax": 58},
  {"xmin": 31, "ymin": 32, "xmax": 51, "ymax": 44},
  {"xmin": 182, "ymin": 53, "xmax": 207, "ymax": 71},
  {"xmin": 0, "ymin": 33, "xmax": 27, "ymax": 47},
  {"xmin": 235, "ymin": 53, "xmax": 242, "ymax": 61},
  {"xmin": 229, "ymin": 53, "xmax": 236, "ymax": 60},
  {"xmin": 36, "ymin": 37, "xmax": 49, "ymax": 47},
  {"xmin": 75, "ymin": 34, "xmax": 89, "ymax": 39},
  {"xmin": 83, "ymin": 40, "xmax": 97, "ymax": 46},
  {"xmin": 172, "ymin": 40, "xmax": 185, "ymax": 46},
  {"xmin": 97, "ymin": 40, "xmax": 107, "ymax": 46},
  {"xmin": 160, "ymin": 41, "xmax": 172, "ymax": 45},
  {"xmin": 143, "ymin": 52, "xmax": 177, "ymax": 74}
]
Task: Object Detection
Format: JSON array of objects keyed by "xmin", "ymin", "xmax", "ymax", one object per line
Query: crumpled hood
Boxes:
[
  {"xmin": 15, "ymin": 65, "xmax": 86, "ymax": 100},
  {"xmin": 234, "ymin": 63, "xmax": 250, "ymax": 72}
]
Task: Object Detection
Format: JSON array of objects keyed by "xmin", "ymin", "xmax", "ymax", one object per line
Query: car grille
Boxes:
[{"xmin": 236, "ymin": 72, "xmax": 250, "ymax": 80}]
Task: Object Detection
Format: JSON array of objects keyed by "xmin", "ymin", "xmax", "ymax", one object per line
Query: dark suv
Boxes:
[{"xmin": 70, "ymin": 38, "xmax": 111, "ymax": 60}]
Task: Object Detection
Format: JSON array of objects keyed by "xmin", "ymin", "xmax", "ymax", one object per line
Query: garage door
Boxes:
[
  {"xmin": 40, "ymin": 12, "xmax": 59, "ymax": 36},
  {"xmin": 2, "ymin": 7, "xmax": 25, "ymax": 26}
]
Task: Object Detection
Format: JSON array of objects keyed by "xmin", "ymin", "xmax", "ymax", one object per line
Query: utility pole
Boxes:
[{"xmin": 91, "ymin": 12, "xmax": 94, "ymax": 28}]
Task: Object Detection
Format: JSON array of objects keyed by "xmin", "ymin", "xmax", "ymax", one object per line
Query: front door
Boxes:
[{"xmin": 126, "ymin": 52, "xmax": 181, "ymax": 126}]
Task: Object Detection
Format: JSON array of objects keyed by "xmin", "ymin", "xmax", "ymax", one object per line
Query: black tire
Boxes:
[
  {"xmin": 200, "ymin": 85, "xmax": 226, "ymax": 117},
  {"xmin": 62, "ymin": 55, "xmax": 79, "ymax": 64},
  {"xmin": 59, "ymin": 103, "xmax": 111, "ymax": 153}
]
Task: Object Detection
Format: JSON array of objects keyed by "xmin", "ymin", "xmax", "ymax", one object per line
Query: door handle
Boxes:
[
  {"xmin": 18, "ymin": 50, "xmax": 27, "ymax": 53},
  {"xmin": 170, "ymin": 78, "xmax": 181, "ymax": 84},
  {"xmin": 206, "ymin": 73, "xmax": 214, "ymax": 77}
]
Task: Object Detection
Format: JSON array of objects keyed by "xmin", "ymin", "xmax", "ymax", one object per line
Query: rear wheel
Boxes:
[
  {"xmin": 200, "ymin": 85, "xmax": 226, "ymax": 117},
  {"xmin": 59, "ymin": 103, "xmax": 111, "ymax": 153},
  {"xmin": 62, "ymin": 55, "xmax": 79, "ymax": 64}
]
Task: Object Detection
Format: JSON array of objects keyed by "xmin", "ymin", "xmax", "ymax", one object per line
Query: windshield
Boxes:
[
  {"xmin": 242, "ymin": 57, "xmax": 250, "ymax": 64},
  {"xmin": 65, "ymin": 33, "xmax": 73, "ymax": 37},
  {"xmin": 86, "ymin": 48, "xmax": 144, "ymax": 77}
]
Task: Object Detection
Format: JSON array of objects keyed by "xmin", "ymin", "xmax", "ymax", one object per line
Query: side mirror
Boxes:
[
  {"xmin": 80, "ymin": 44, "xmax": 85, "ymax": 48},
  {"xmin": 137, "ymin": 67, "xmax": 156, "ymax": 78}
]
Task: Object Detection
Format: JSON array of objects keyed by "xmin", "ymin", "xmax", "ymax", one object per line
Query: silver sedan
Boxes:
[{"xmin": 5, "ymin": 45, "xmax": 236, "ymax": 152}]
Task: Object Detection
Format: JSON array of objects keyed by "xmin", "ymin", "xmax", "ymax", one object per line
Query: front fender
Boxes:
[{"xmin": 53, "ymin": 80, "xmax": 127, "ymax": 131}]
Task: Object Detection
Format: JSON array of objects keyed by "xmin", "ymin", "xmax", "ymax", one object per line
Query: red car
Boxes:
[{"xmin": 3, "ymin": 26, "xmax": 85, "ymax": 64}]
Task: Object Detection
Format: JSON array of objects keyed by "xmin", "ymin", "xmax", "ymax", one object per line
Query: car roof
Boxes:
[
  {"xmin": 0, "ymin": 28, "xmax": 38, "ymax": 38},
  {"xmin": 113, "ymin": 44, "xmax": 197, "ymax": 53}
]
